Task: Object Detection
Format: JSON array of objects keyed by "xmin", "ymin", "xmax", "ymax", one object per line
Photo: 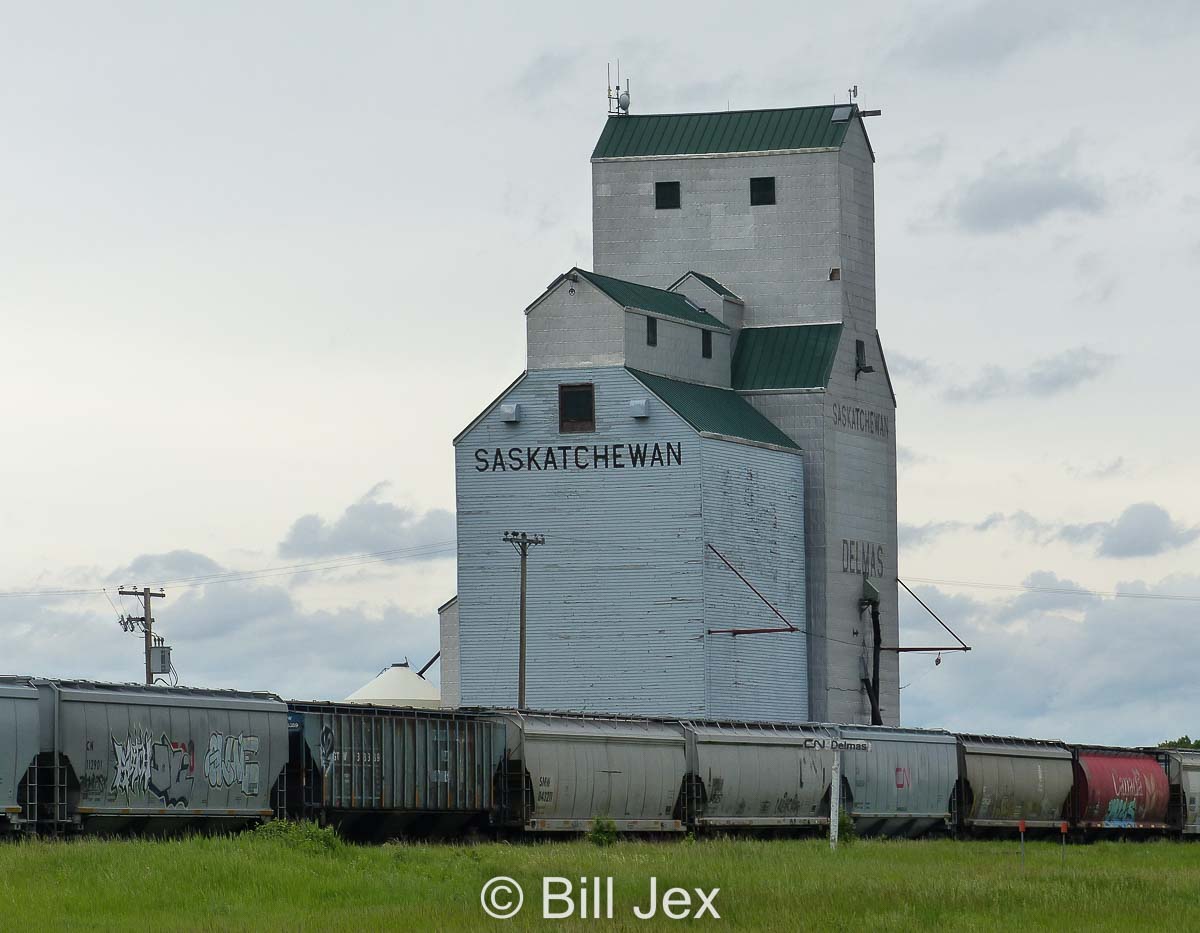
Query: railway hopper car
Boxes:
[
  {"xmin": 1070, "ymin": 746, "xmax": 1170, "ymax": 834},
  {"xmin": 837, "ymin": 725, "xmax": 957, "ymax": 837},
  {"xmin": 6, "ymin": 677, "xmax": 288, "ymax": 835},
  {"xmin": 284, "ymin": 702, "xmax": 504, "ymax": 838},
  {"xmin": 0, "ymin": 680, "xmax": 39, "ymax": 833},
  {"xmin": 683, "ymin": 721, "xmax": 837, "ymax": 831},
  {"xmin": 494, "ymin": 712, "xmax": 687, "ymax": 833},
  {"xmin": 953, "ymin": 735, "xmax": 1074, "ymax": 835},
  {"xmin": 1158, "ymin": 748, "xmax": 1200, "ymax": 835}
]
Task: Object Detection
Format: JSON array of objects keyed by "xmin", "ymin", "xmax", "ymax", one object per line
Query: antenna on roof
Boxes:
[
  {"xmin": 607, "ymin": 61, "xmax": 630, "ymax": 115},
  {"xmin": 847, "ymin": 84, "xmax": 858, "ymax": 103}
]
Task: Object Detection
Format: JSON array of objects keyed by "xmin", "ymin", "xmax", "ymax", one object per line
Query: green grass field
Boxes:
[{"xmin": 2, "ymin": 823, "xmax": 1198, "ymax": 931}]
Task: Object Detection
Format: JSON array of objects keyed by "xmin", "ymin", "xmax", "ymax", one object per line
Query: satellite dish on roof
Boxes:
[{"xmin": 618, "ymin": 89, "xmax": 630, "ymax": 112}]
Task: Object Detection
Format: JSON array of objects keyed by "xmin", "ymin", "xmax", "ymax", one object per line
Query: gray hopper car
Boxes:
[
  {"xmin": 838, "ymin": 725, "xmax": 958, "ymax": 837},
  {"xmin": 0, "ymin": 680, "xmax": 39, "ymax": 833},
  {"xmin": 0, "ymin": 677, "xmax": 289, "ymax": 835},
  {"xmin": 496, "ymin": 712, "xmax": 687, "ymax": 832},
  {"xmin": 954, "ymin": 735, "xmax": 1074, "ymax": 834},
  {"xmin": 684, "ymin": 722, "xmax": 838, "ymax": 830}
]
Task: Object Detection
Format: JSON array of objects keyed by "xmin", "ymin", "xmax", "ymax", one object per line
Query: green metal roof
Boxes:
[
  {"xmin": 627, "ymin": 368, "xmax": 800, "ymax": 450},
  {"xmin": 732, "ymin": 324, "xmax": 842, "ymax": 391},
  {"xmin": 672, "ymin": 271, "xmax": 743, "ymax": 303},
  {"xmin": 592, "ymin": 106, "xmax": 857, "ymax": 160},
  {"xmin": 578, "ymin": 269, "xmax": 729, "ymax": 331}
]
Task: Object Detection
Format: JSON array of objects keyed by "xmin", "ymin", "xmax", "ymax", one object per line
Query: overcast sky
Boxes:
[{"xmin": 2, "ymin": 1, "xmax": 1197, "ymax": 746}]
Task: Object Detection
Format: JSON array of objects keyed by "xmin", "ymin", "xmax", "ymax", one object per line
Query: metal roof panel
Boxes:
[
  {"xmin": 578, "ymin": 269, "xmax": 730, "ymax": 331},
  {"xmin": 592, "ymin": 105, "xmax": 858, "ymax": 160},
  {"xmin": 626, "ymin": 368, "xmax": 800, "ymax": 450},
  {"xmin": 732, "ymin": 324, "xmax": 843, "ymax": 390}
]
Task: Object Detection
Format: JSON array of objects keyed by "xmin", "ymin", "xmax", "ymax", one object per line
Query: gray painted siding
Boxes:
[
  {"xmin": 822, "ymin": 324, "xmax": 898, "ymax": 725},
  {"xmin": 593, "ymin": 150, "xmax": 845, "ymax": 326},
  {"xmin": 837, "ymin": 120, "xmax": 876, "ymax": 333},
  {"xmin": 526, "ymin": 277, "xmax": 625, "ymax": 370},
  {"xmin": 624, "ymin": 311, "xmax": 731, "ymax": 386},
  {"xmin": 669, "ymin": 278, "xmax": 745, "ymax": 341},
  {"xmin": 700, "ymin": 437, "xmax": 807, "ymax": 722},
  {"xmin": 455, "ymin": 367, "xmax": 706, "ymax": 716},
  {"xmin": 742, "ymin": 326, "xmax": 898, "ymax": 725},
  {"xmin": 438, "ymin": 599, "xmax": 460, "ymax": 708}
]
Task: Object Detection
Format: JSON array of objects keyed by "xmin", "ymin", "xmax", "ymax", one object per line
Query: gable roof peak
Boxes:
[{"xmin": 669, "ymin": 271, "xmax": 745, "ymax": 304}]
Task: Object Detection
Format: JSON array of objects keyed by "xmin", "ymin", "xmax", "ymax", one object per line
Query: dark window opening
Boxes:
[
  {"xmin": 559, "ymin": 383, "xmax": 595, "ymax": 433},
  {"xmin": 646, "ymin": 316, "xmax": 657, "ymax": 347},
  {"xmin": 750, "ymin": 176, "xmax": 776, "ymax": 206},
  {"xmin": 702, "ymin": 329, "xmax": 713, "ymax": 359},
  {"xmin": 655, "ymin": 181, "xmax": 681, "ymax": 210}
]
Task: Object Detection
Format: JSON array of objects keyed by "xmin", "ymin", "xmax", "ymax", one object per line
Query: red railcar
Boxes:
[{"xmin": 1072, "ymin": 749, "xmax": 1170, "ymax": 831}]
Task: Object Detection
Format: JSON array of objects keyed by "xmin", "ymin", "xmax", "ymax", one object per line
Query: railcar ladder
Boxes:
[
  {"xmin": 20, "ymin": 758, "xmax": 38, "ymax": 833},
  {"xmin": 273, "ymin": 770, "xmax": 287, "ymax": 820},
  {"xmin": 51, "ymin": 755, "xmax": 69, "ymax": 832}
]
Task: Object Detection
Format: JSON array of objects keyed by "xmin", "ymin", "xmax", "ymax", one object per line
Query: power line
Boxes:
[{"xmin": 904, "ymin": 576, "xmax": 1200, "ymax": 603}]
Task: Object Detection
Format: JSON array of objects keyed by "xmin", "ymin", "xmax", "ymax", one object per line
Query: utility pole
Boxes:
[
  {"xmin": 502, "ymin": 531, "xmax": 545, "ymax": 709},
  {"xmin": 118, "ymin": 586, "xmax": 165, "ymax": 685}
]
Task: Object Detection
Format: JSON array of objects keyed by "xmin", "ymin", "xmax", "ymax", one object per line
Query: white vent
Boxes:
[
  {"xmin": 629, "ymin": 398, "xmax": 649, "ymax": 419},
  {"xmin": 500, "ymin": 402, "xmax": 521, "ymax": 423}
]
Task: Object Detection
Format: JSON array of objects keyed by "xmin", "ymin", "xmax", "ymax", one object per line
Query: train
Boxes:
[{"xmin": 2, "ymin": 676, "xmax": 1198, "ymax": 841}]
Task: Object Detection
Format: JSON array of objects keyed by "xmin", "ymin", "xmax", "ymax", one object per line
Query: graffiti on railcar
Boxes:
[
  {"xmin": 203, "ymin": 732, "xmax": 261, "ymax": 796},
  {"xmin": 109, "ymin": 730, "xmax": 195, "ymax": 806},
  {"xmin": 318, "ymin": 725, "xmax": 336, "ymax": 774}
]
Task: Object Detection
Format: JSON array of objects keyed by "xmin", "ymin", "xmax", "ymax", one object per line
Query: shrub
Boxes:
[
  {"xmin": 589, "ymin": 817, "xmax": 618, "ymax": 847},
  {"xmin": 253, "ymin": 819, "xmax": 342, "ymax": 854},
  {"xmin": 837, "ymin": 809, "xmax": 857, "ymax": 846}
]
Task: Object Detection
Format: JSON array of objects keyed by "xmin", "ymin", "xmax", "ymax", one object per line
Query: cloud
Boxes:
[
  {"xmin": 0, "ymin": 566, "xmax": 441, "ymax": 702},
  {"xmin": 105, "ymin": 549, "xmax": 225, "ymax": 585},
  {"xmin": 944, "ymin": 347, "xmax": 1113, "ymax": 402},
  {"xmin": 896, "ymin": 446, "xmax": 928, "ymax": 466},
  {"xmin": 951, "ymin": 145, "xmax": 1105, "ymax": 234},
  {"xmin": 1066, "ymin": 457, "xmax": 1126, "ymax": 480},
  {"xmin": 512, "ymin": 51, "xmax": 582, "ymax": 101},
  {"xmin": 1062, "ymin": 503, "xmax": 1200, "ymax": 558},
  {"xmin": 278, "ymin": 484, "xmax": 455, "ymax": 559},
  {"xmin": 888, "ymin": 352, "xmax": 936, "ymax": 385},
  {"xmin": 900, "ymin": 572, "xmax": 1200, "ymax": 745},
  {"xmin": 900, "ymin": 510, "xmax": 1053, "ymax": 550},
  {"xmin": 891, "ymin": 0, "xmax": 1069, "ymax": 71},
  {"xmin": 901, "ymin": 503, "xmax": 1198, "ymax": 560}
]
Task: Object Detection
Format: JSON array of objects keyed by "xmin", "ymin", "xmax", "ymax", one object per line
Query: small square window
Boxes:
[
  {"xmin": 646, "ymin": 316, "xmax": 657, "ymax": 347},
  {"xmin": 750, "ymin": 176, "xmax": 775, "ymax": 206},
  {"xmin": 655, "ymin": 181, "xmax": 681, "ymax": 210},
  {"xmin": 702, "ymin": 329, "xmax": 713, "ymax": 359},
  {"xmin": 559, "ymin": 384, "xmax": 595, "ymax": 433}
]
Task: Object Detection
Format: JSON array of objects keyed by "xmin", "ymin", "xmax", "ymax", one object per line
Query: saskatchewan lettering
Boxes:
[{"xmin": 474, "ymin": 442, "xmax": 683, "ymax": 473}]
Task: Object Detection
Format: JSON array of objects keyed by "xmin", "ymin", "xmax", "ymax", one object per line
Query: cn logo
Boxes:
[{"xmin": 895, "ymin": 767, "xmax": 910, "ymax": 789}]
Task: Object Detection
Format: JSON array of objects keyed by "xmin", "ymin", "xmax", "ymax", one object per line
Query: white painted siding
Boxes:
[
  {"xmin": 455, "ymin": 366, "xmax": 809, "ymax": 720},
  {"xmin": 455, "ymin": 367, "xmax": 706, "ymax": 716},
  {"xmin": 700, "ymin": 437, "xmax": 807, "ymax": 722}
]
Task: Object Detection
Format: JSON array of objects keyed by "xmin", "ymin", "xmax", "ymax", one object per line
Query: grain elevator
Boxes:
[{"xmin": 441, "ymin": 101, "xmax": 898, "ymax": 726}]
